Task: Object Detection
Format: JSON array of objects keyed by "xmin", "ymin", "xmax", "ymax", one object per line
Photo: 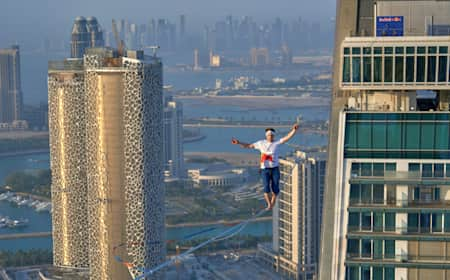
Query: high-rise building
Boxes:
[
  {"xmin": 86, "ymin": 17, "xmax": 104, "ymax": 48},
  {"xmin": 48, "ymin": 58, "xmax": 88, "ymax": 269},
  {"xmin": 48, "ymin": 48, "xmax": 165, "ymax": 280},
  {"xmin": 258, "ymin": 151, "xmax": 326, "ymax": 280},
  {"xmin": 71, "ymin": 16, "xmax": 104, "ymax": 58},
  {"xmin": 320, "ymin": 1, "xmax": 450, "ymax": 280},
  {"xmin": 163, "ymin": 96, "xmax": 184, "ymax": 179},
  {"xmin": 179, "ymin": 14, "xmax": 186, "ymax": 42},
  {"xmin": 0, "ymin": 45, "xmax": 23, "ymax": 123}
]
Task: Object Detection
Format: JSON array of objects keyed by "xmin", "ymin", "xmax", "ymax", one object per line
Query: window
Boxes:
[
  {"xmin": 408, "ymin": 213, "xmax": 419, "ymax": 233},
  {"xmin": 422, "ymin": 164, "xmax": 433, "ymax": 177},
  {"xmin": 352, "ymin": 57, "xmax": 361, "ymax": 83},
  {"xmin": 350, "ymin": 184, "xmax": 361, "ymax": 203},
  {"xmin": 361, "ymin": 266, "xmax": 370, "ymax": 280},
  {"xmin": 374, "ymin": 212, "xmax": 383, "ymax": 232},
  {"xmin": 361, "ymin": 185, "xmax": 372, "ymax": 203},
  {"xmin": 373, "ymin": 267, "xmax": 383, "ymax": 280},
  {"xmin": 384, "ymin": 56, "xmax": 393, "ymax": 83},
  {"xmin": 409, "ymin": 163, "xmax": 420, "ymax": 172},
  {"xmin": 420, "ymin": 213, "xmax": 431, "ymax": 233},
  {"xmin": 435, "ymin": 164, "xmax": 444, "ymax": 177},
  {"xmin": 416, "ymin": 56, "xmax": 425, "ymax": 82},
  {"xmin": 349, "ymin": 212, "xmax": 360, "ymax": 230},
  {"xmin": 373, "ymin": 185, "xmax": 384, "ymax": 204},
  {"xmin": 432, "ymin": 213, "xmax": 442, "ymax": 232},
  {"xmin": 344, "ymin": 47, "xmax": 350, "ymax": 55},
  {"xmin": 347, "ymin": 239, "xmax": 360, "ymax": 257},
  {"xmin": 343, "ymin": 57, "xmax": 351, "ymax": 83},
  {"xmin": 346, "ymin": 266, "xmax": 359, "ymax": 280},
  {"xmin": 445, "ymin": 213, "xmax": 450, "ymax": 232},
  {"xmin": 428, "ymin": 56, "xmax": 437, "ymax": 82},
  {"xmin": 395, "ymin": 56, "xmax": 403, "ymax": 82},
  {"xmin": 406, "ymin": 56, "xmax": 414, "ymax": 82},
  {"xmin": 361, "ymin": 239, "xmax": 371, "ymax": 257},
  {"xmin": 385, "ymin": 212, "xmax": 395, "ymax": 231},
  {"xmin": 361, "ymin": 212, "xmax": 372, "ymax": 231},
  {"xmin": 374, "ymin": 57, "xmax": 382, "ymax": 82},
  {"xmin": 373, "ymin": 240, "xmax": 382, "ymax": 259},
  {"xmin": 384, "ymin": 267, "xmax": 395, "ymax": 280},
  {"xmin": 373, "ymin": 163, "xmax": 384, "ymax": 176},
  {"xmin": 385, "ymin": 240, "xmax": 395, "ymax": 258},
  {"xmin": 438, "ymin": 56, "xmax": 447, "ymax": 82},
  {"xmin": 363, "ymin": 56, "xmax": 371, "ymax": 82}
]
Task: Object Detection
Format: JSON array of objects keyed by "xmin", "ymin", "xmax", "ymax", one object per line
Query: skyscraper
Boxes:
[
  {"xmin": 258, "ymin": 151, "xmax": 326, "ymax": 280},
  {"xmin": 71, "ymin": 16, "xmax": 104, "ymax": 58},
  {"xmin": 163, "ymin": 96, "xmax": 184, "ymax": 179},
  {"xmin": 48, "ymin": 58, "xmax": 89, "ymax": 269},
  {"xmin": 0, "ymin": 45, "xmax": 23, "ymax": 123},
  {"xmin": 48, "ymin": 48, "xmax": 165, "ymax": 280},
  {"xmin": 320, "ymin": 1, "xmax": 450, "ymax": 280}
]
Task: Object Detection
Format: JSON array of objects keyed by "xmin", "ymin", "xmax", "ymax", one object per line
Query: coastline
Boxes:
[{"xmin": 0, "ymin": 149, "xmax": 49, "ymax": 159}]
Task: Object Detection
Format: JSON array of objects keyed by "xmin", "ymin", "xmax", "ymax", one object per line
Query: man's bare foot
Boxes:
[{"xmin": 265, "ymin": 203, "xmax": 271, "ymax": 211}]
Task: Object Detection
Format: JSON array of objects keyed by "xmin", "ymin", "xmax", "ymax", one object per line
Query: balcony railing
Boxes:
[
  {"xmin": 349, "ymin": 171, "xmax": 450, "ymax": 185},
  {"xmin": 347, "ymin": 226, "xmax": 450, "ymax": 235},
  {"xmin": 346, "ymin": 253, "xmax": 450, "ymax": 263},
  {"xmin": 349, "ymin": 198, "xmax": 450, "ymax": 208}
]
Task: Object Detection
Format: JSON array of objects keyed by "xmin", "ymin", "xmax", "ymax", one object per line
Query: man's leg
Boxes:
[
  {"xmin": 261, "ymin": 169, "xmax": 271, "ymax": 210},
  {"xmin": 269, "ymin": 167, "xmax": 280, "ymax": 209}
]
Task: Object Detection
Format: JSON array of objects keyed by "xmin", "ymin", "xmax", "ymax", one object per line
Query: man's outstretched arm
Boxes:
[
  {"xmin": 280, "ymin": 124, "xmax": 299, "ymax": 143},
  {"xmin": 231, "ymin": 138, "xmax": 254, "ymax": 149}
]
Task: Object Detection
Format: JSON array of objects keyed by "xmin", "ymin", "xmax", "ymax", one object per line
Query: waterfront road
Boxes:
[{"xmin": 0, "ymin": 232, "xmax": 51, "ymax": 240}]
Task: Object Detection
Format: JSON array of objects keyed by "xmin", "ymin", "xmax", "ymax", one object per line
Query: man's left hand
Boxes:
[{"xmin": 293, "ymin": 124, "xmax": 299, "ymax": 131}]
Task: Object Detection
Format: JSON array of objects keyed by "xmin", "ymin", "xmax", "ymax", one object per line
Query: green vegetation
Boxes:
[
  {"xmin": 0, "ymin": 249, "xmax": 52, "ymax": 267},
  {"xmin": 0, "ymin": 138, "xmax": 48, "ymax": 154},
  {"xmin": 3, "ymin": 169, "xmax": 51, "ymax": 198}
]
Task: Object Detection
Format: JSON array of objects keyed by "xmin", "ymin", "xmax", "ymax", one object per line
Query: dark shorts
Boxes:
[{"xmin": 261, "ymin": 167, "xmax": 280, "ymax": 194}]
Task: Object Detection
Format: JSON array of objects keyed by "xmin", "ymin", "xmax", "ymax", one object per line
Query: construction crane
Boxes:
[{"xmin": 112, "ymin": 19, "xmax": 125, "ymax": 56}]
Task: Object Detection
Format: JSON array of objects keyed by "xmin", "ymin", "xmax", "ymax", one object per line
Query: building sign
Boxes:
[{"xmin": 376, "ymin": 16, "xmax": 404, "ymax": 36}]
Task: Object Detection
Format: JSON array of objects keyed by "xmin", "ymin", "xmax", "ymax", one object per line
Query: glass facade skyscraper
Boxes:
[{"xmin": 320, "ymin": 0, "xmax": 450, "ymax": 279}]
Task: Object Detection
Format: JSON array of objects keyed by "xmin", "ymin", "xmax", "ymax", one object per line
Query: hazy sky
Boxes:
[{"xmin": 1, "ymin": 0, "xmax": 336, "ymax": 47}]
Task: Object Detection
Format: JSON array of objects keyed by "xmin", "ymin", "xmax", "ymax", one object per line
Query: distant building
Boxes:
[
  {"xmin": 70, "ymin": 16, "xmax": 104, "ymax": 58},
  {"xmin": 22, "ymin": 103, "xmax": 48, "ymax": 130},
  {"xmin": 187, "ymin": 163, "xmax": 248, "ymax": 187},
  {"xmin": 0, "ymin": 45, "xmax": 23, "ymax": 123},
  {"xmin": 163, "ymin": 96, "xmax": 184, "ymax": 179},
  {"xmin": 281, "ymin": 45, "xmax": 293, "ymax": 65},
  {"xmin": 209, "ymin": 50, "xmax": 221, "ymax": 67},
  {"xmin": 258, "ymin": 151, "xmax": 326, "ymax": 280},
  {"xmin": 250, "ymin": 48, "xmax": 270, "ymax": 66}
]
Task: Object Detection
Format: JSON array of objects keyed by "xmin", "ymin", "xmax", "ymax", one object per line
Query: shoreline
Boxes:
[
  {"xmin": 166, "ymin": 215, "xmax": 272, "ymax": 228},
  {"xmin": 0, "ymin": 149, "xmax": 49, "ymax": 158}
]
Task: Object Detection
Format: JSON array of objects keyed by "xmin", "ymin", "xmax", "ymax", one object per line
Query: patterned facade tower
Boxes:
[
  {"xmin": 84, "ymin": 49, "xmax": 165, "ymax": 280},
  {"xmin": 48, "ymin": 60, "xmax": 89, "ymax": 268}
]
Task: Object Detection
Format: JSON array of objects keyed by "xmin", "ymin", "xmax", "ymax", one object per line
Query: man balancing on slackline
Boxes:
[{"xmin": 231, "ymin": 124, "xmax": 299, "ymax": 210}]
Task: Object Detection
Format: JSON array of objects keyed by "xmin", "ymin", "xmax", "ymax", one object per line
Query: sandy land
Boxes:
[{"xmin": 175, "ymin": 95, "xmax": 330, "ymax": 110}]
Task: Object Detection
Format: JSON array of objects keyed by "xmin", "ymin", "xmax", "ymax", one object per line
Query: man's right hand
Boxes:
[{"xmin": 231, "ymin": 138, "xmax": 239, "ymax": 145}]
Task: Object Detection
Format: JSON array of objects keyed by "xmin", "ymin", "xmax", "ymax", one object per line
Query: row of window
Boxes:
[
  {"xmin": 342, "ymin": 54, "xmax": 450, "ymax": 84},
  {"xmin": 347, "ymin": 239, "xmax": 395, "ymax": 260},
  {"xmin": 409, "ymin": 162, "xmax": 450, "ymax": 178},
  {"xmin": 346, "ymin": 266, "xmax": 394, "ymax": 280},
  {"xmin": 348, "ymin": 210, "xmax": 450, "ymax": 233},
  {"xmin": 342, "ymin": 46, "xmax": 450, "ymax": 85},
  {"xmin": 351, "ymin": 162, "xmax": 396, "ymax": 177},
  {"xmin": 344, "ymin": 46, "xmax": 449, "ymax": 56},
  {"xmin": 345, "ymin": 113, "xmax": 450, "ymax": 159},
  {"xmin": 349, "ymin": 184, "xmax": 441, "ymax": 205}
]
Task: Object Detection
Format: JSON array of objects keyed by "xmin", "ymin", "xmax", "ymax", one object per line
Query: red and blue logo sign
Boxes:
[{"xmin": 376, "ymin": 16, "xmax": 404, "ymax": 36}]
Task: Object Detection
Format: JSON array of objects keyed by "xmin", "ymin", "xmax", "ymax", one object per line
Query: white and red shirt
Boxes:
[{"xmin": 253, "ymin": 139, "xmax": 284, "ymax": 169}]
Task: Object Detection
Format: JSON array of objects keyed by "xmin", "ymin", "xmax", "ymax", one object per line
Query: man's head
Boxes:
[{"xmin": 265, "ymin": 128, "xmax": 276, "ymax": 142}]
